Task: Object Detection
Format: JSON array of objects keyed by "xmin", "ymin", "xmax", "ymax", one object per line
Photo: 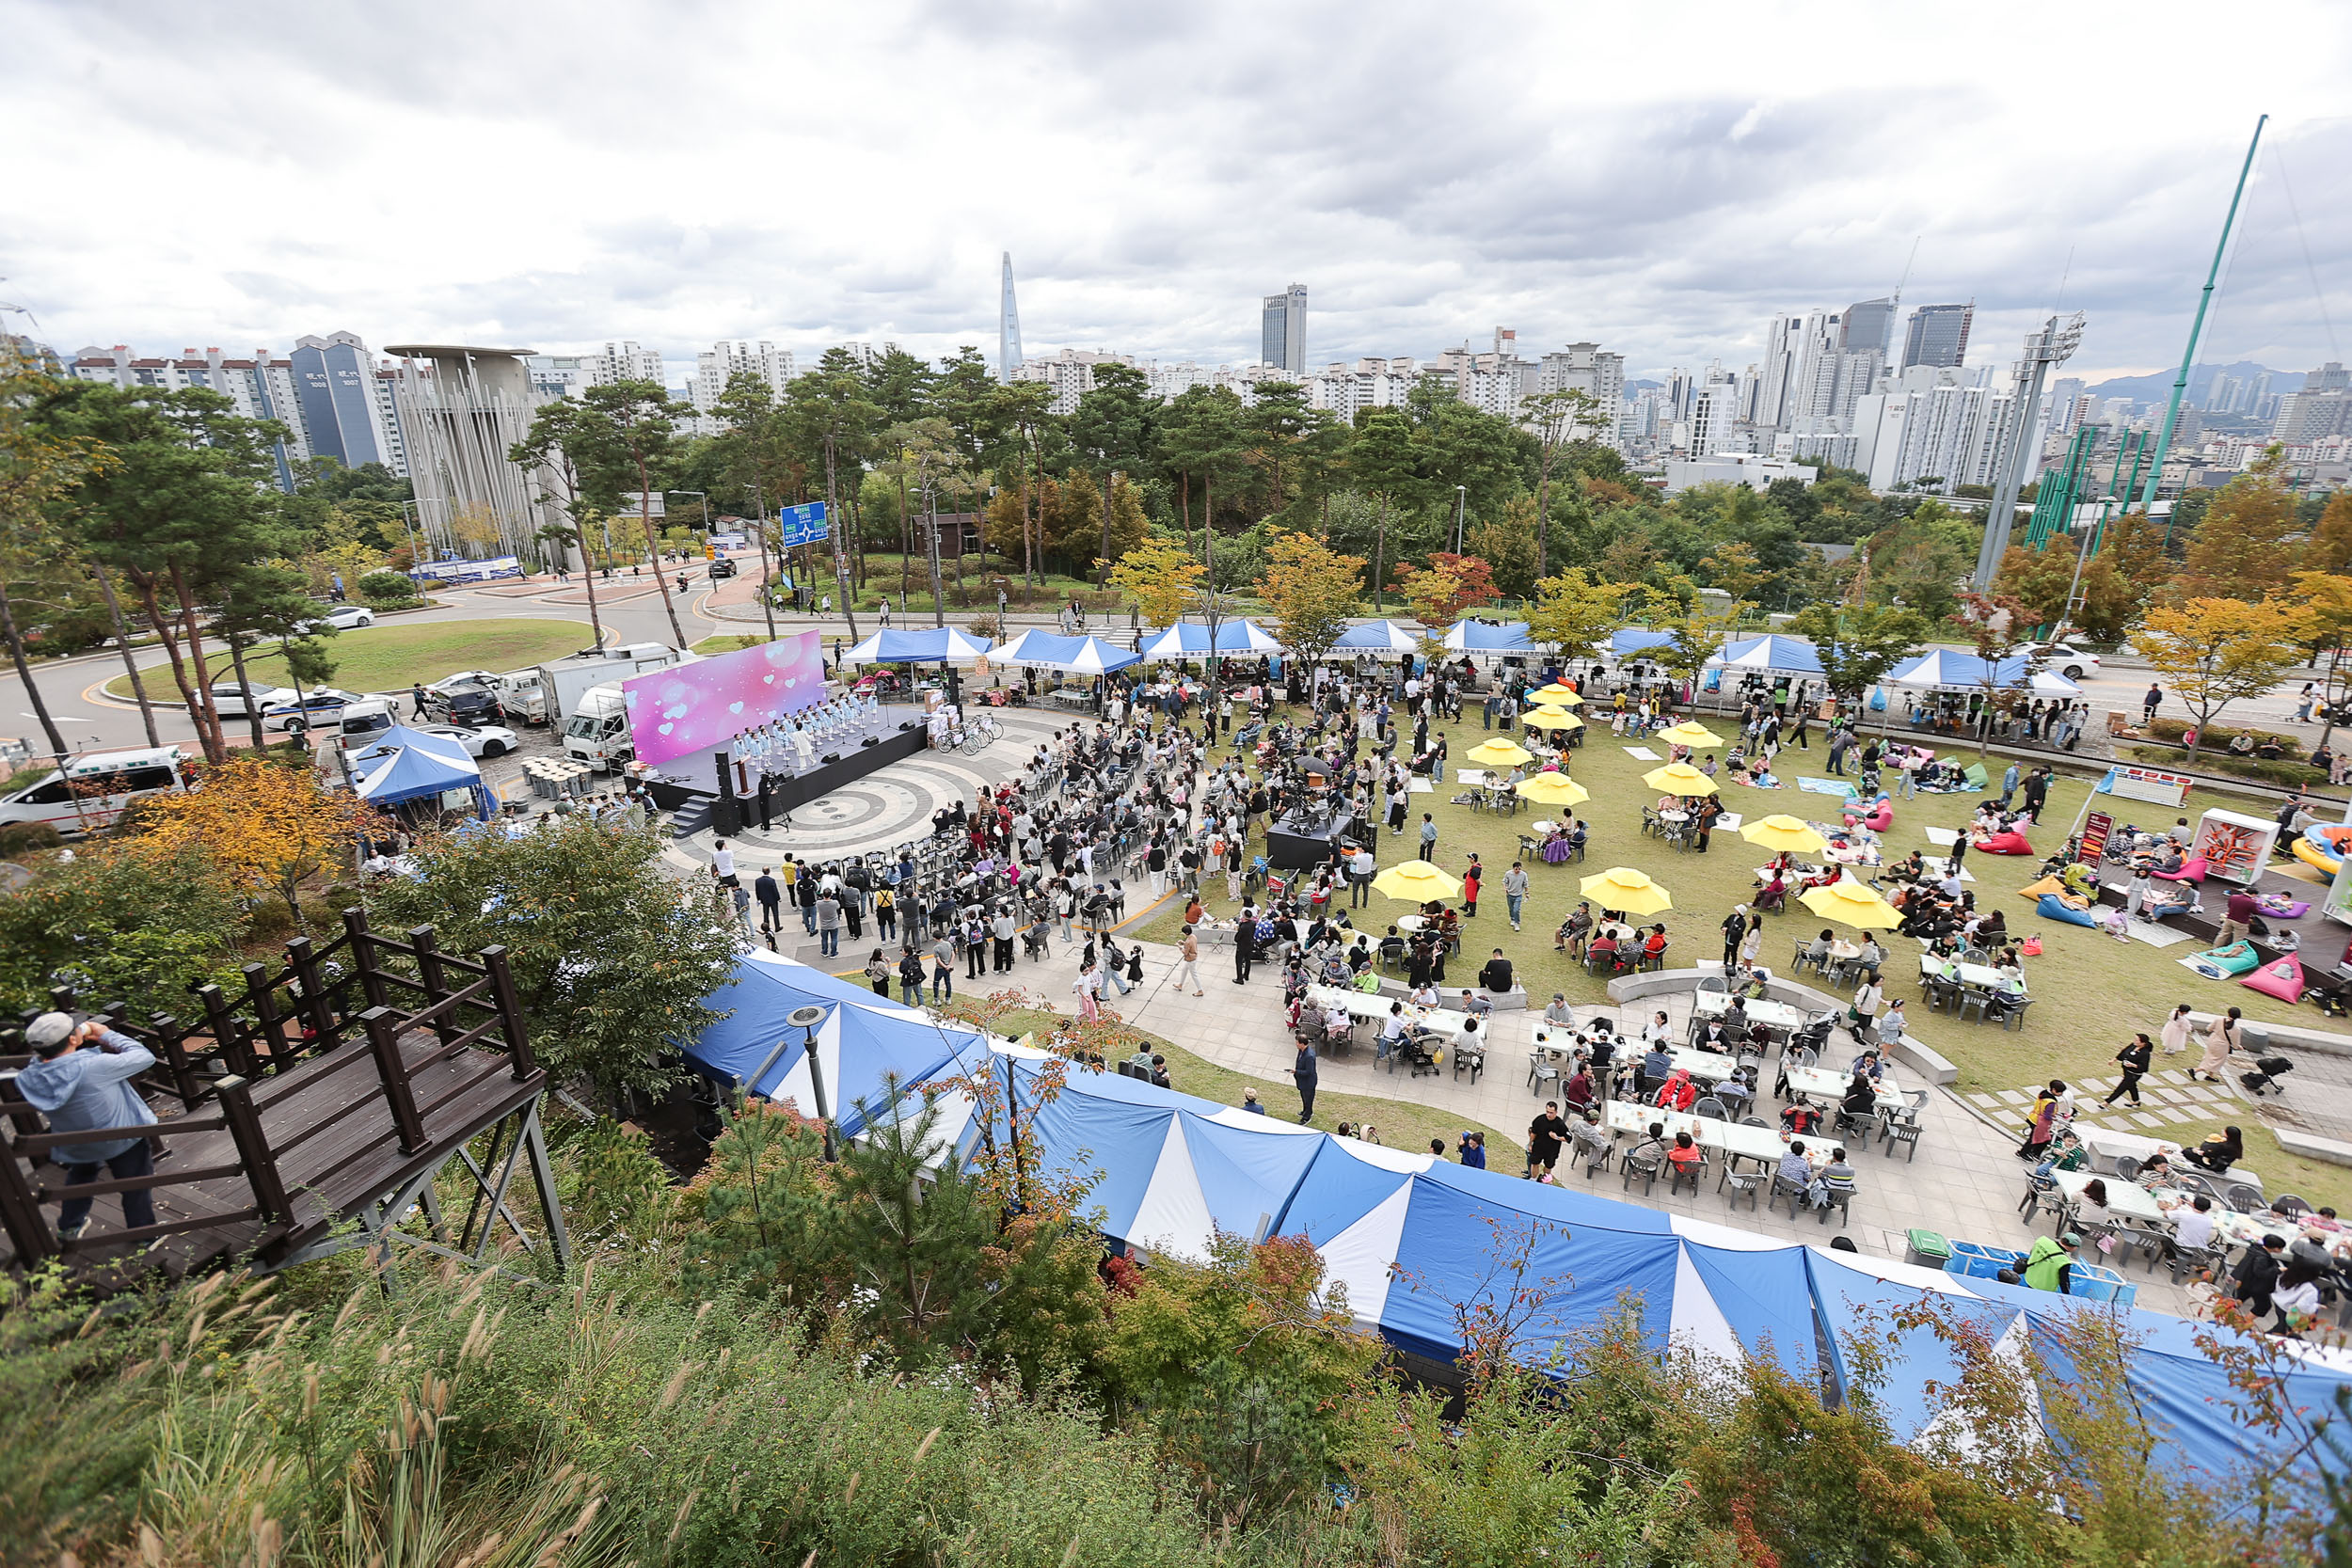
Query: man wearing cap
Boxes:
[
  {"xmin": 2023, "ymin": 1231, "xmax": 2082, "ymax": 1295},
  {"xmin": 15, "ymin": 1013, "xmax": 159, "ymax": 1243}
]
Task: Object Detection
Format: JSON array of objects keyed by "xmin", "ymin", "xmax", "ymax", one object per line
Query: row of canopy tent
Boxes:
[{"xmin": 678, "ymin": 952, "xmax": 2352, "ymax": 1496}]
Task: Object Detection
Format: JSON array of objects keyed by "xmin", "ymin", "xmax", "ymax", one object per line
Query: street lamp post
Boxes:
[
  {"xmin": 746, "ymin": 478, "xmax": 779, "ymax": 642},
  {"xmin": 1454, "ymin": 485, "xmax": 1467, "ymax": 553}
]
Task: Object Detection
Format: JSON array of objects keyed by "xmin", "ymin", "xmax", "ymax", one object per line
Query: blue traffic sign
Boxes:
[{"xmin": 773, "ymin": 501, "xmax": 829, "ymax": 546}]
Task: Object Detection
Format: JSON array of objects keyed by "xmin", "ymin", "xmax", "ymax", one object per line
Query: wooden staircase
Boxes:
[{"xmin": 0, "ymin": 910, "xmax": 568, "ymax": 1288}]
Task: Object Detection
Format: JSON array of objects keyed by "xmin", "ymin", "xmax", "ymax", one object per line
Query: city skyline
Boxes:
[{"xmin": 6, "ymin": 3, "xmax": 2349, "ymax": 385}]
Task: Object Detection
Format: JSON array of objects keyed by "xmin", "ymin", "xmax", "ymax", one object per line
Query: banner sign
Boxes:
[
  {"xmin": 2079, "ymin": 810, "xmax": 2113, "ymax": 866},
  {"xmin": 2104, "ymin": 765, "xmax": 2195, "ymax": 808}
]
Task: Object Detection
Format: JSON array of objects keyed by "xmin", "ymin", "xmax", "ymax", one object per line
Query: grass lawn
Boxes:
[
  {"xmin": 1125, "ymin": 698, "xmax": 2352, "ymax": 1213},
  {"xmin": 941, "ymin": 1003, "xmax": 1515, "ymax": 1160},
  {"xmin": 693, "ymin": 634, "xmax": 769, "ymax": 656},
  {"xmin": 103, "ymin": 618, "xmax": 596, "ymax": 700}
]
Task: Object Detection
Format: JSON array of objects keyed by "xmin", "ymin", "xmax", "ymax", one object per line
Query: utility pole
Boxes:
[
  {"xmin": 748, "ymin": 477, "xmax": 778, "ymax": 642},
  {"xmin": 1453, "ymin": 484, "xmax": 1467, "ymax": 553},
  {"xmin": 925, "ymin": 477, "xmax": 946, "ymax": 629}
]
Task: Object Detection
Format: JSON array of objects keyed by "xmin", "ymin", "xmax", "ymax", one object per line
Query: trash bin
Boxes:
[
  {"xmin": 1904, "ymin": 1228, "xmax": 1952, "ymax": 1270},
  {"xmin": 2238, "ymin": 1022, "xmax": 2271, "ymax": 1055}
]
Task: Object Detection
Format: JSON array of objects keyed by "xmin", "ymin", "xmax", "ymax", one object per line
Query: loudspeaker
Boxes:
[{"xmin": 861, "ymin": 736, "xmax": 879, "ymax": 749}]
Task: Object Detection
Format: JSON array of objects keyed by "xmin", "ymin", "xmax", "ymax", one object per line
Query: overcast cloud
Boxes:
[{"xmin": 6, "ymin": 0, "xmax": 2349, "ymax": 384}]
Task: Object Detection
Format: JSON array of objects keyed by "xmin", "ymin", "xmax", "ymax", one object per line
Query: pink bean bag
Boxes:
[
  {"xmin": 1972, "ymin": 830, "xmax": 2034, "ymax": 856},
  {"xmin": 2242, "ymin": 954, "xmax": 2306, "ymax": 1004},
  {"xmin": 2153, "ymin": 856, "xmax": 2208, "ymax": 883}
]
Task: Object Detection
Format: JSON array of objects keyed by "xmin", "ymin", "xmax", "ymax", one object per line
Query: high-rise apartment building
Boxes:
[
  {"xmin": 688, "ymin": 341, "xmax": 795, "ymax": 428},
  {"xmin": 291, "ymin": 331, "xmax": 405, "ymax": 475},
  {"xmin": 68, "ymin": 340, "xmax": 365, "ymax": 491},
  {"xmin": 1899, "ymin": 304, "xmax": 1974, "ymax": 370},
  {"xmin": 1261, "ymin": 284, "xmax": 1308, "ymax": 375},
  {"xmin": 1535, "ymin": 342, "xmax": 1626, "ymax": 436},
  {"xmin": 589, "ymin": 340, "xmax": 664, "ymax": 386}
]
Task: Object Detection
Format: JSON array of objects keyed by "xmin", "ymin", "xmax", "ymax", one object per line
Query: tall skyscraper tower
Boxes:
[
  {"xmin": 1261, "ymin": 284, "xmax": 1308, "ymax": 375},
  {"xmin": 998, "ymin": 253, "xmax": 1024, "ymax": 385},
  {"xmin": 1900, "ymin": 304, "xmax": 1975, "ymax": 370}
]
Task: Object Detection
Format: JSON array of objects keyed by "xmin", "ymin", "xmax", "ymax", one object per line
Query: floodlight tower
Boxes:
[{"xmin": 1972, "ymin": 311, "xmax": 2084, "ymax": 589}]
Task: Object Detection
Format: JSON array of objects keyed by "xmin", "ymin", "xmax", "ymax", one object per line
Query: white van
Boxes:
[{"xmin": 0, "ymin": 745, "xmax": 192, "ymax": 836}]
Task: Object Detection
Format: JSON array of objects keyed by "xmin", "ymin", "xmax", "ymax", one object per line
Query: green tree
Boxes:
[
  {"xmin": 2179, "ymin": 447, "xmax": 2299, "ymax": 599},
  {"xmin": 1519, "ymin": 388, "xmax": 1599, "ymax": 579},
  {"xmin": 1991, "ymin": 542, "xmax": 2078, "ymax": 634},
  {"xmin": 2137, "ymin": 595, "xmax": 2317, "ymax": 759},
  {"xmin": 1863, "ymin": 499, "xmax": 1976, "ymax": 622},
  {"xmin": 1255, "ymin": 529, "xmax": 1364, "ymax": 666},
  {"xmin": 1348, "ymin": 407, "xmax": 1424, "ymax": 609},
  {"xmin": 1467, "ymin": 495, "xmax": 1542, "ymax": 600},
  {"xmin": 366, "ymin": 814, "xmax": 742, "ymax": 1105},
  {"xmin": 1788, "ymin": 601, "xmax": 1931, "ymax": 705},
  {"xmin": 782, "ymin": 357, "xmax": 886, "ymax": 629},
  {"xmin": 1154, "ymin": 387, "xmax": 1250, "ymax": 629},
  {"xmin": 1069, "ymin": 362, "xmax": 1158, "ymax": 585},
  {"xmin": 0, "ymin": 351, "xmax": 118, "ymax": 757},
  {"xmin": 30, "ymin": 380, "xmax": 292, "ymax": 762},
  {"xmin": 509, "ymin": 397, "xmax": 616, "ymax": 649},
  {"xmin": 1104, "ymin": 1232, "xmax": 1380, "ymax": 1529},
  {"xmin": 0, "ymin": 841, "xmax": 244, "ymax": 1016},
  {"xmin": 2301, "ymin": 489, "xmax": 2352, "ymax": 576},
  {"xmin": 577, "ymin": 379, "xmax": 695, "ymax": 648}
]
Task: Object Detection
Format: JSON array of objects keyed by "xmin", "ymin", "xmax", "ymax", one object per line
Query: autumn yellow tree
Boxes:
[
  {"xmin": 1255, "ymin": 530, "xmax": 1364, "ymax": 666},
  {"xmin": 2175, "ymin": 449, "xmax": 2298, "ymax": 599},
  {"xmin": 2136, "ymin": 595, "xmax": 2314, "ymax": 759},
  {"xmin": 1526, "ymin": 568, "xmax": 1658, "ymax": 663},
  {"xmin": 2301, "ymin": 490, "xmax": 2352, "ymax": 576},
  {"xmin": 1105, "ymin": 536, "xmax": 1205, "ymax": 629},
  {"xmin": 124, "ymin": 755, "xmax": 384, "ymax": 917},
  {"xmin": 1393, "ymin": 553, "xmax": 1499, "ymax": 630}
]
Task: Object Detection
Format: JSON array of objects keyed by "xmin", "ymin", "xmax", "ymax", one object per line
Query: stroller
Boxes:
[{"xmin": 2240, "ymin": 1053, "xmax": 2296, "ymax": 1097}]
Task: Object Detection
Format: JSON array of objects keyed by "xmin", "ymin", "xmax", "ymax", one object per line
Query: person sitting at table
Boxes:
[
  {"xmin": 2031, "ymin": 1130, "xmax": 2089, "ymax": 1176},
  {"xmin": 1840, "ymin": 1070, "xmax": 1878, "ymax": 1120},
  {"xmin": 2182, "ymin": 1125, "xmax": 2245, "ymax": 1174},
  {"xmin": 1804, "ymin": 928, "xmax": 1836, "ymax": 970},
  {"xmin": 1734, "ymin": 962, "xmax": 1770, "ymax": 1000},
  {"xmin": 1655, "ymin": 1066, "xmax": 1698, "ymax": 1113},
  {"xmin": 1566, "ymin": 818, "xmax": 1590, "ymax": 856},
  {"xmin": 1776, "ymin": 1140, "xmax": 1816, "ymax": 1193},
  {"xmin": 1781, "ymin": 1101, "xmax": 1825, "ymax": 1136},
  {"xmin": 1322, "ymin": 997, "xmax": 1353, "ymax": 1042},
  {"xmin": 1855, "ymin": 936, "xmax": 1886, "ymax": 972},
  {"xmin": 1458, "ymin": 988, "xmax": 1493, "ymax": 1019},
  {"xmin": 1435, "ymin": 905, "xmax": 1462, "ymax": 952},
  {"xmin": 1810, "ymin": 1147, "xmax": 1858, "ymax": 1211},
  {"xmin": 1587, "ymin": 926, "xmax": 1620, "ymax": 970},
  {"xmin": 1455, "ymin": 1014, "xmax": 1484, "ymax": 1061},
  {"xmin": 1627, "ymin": 1119, "xmax": 1672, "ymax": 1170},
  {"xmin": 2136, "ymin": 1151, "xmax": 2177, "ymax": 1189},
  {"xmin": 1408, "ymin": 979, "xmax": 1441, "ymax": 1012},
  {"xmin": 1318, "ymin": 951, "xmax": 1350, "ymax": 988},
  {"xmin": 1667, "ymin": 1131, "xmax": 1705, "ymax": 1179},
  {"xmin": 1347, "ymin": 935, "xmax": 1375, "ymax": 974},
  {"xmin": 1555, "ymin": 902, "xmax": 1594, "ymax": 957},
  {"xmin": 1406, "ymin": 932, "xmax": 1438, "ymax": 989},
  {"xmin": 1692, "ymin": 1016, "xmax": 1737, "ymax": 1053},
  {"xmin": 1638, "ymin": 1039, "xmax": 1675, "ymax": 1096},
  {"xmin": 1378, "ymin": 925, "xmax": 1407, "ymax": 968},
  {"xmin": 1544, "ymin": 992, "xmax": 1576, "ymax": 1031},
  {"xmin": 1641, "ymin": 925, "xmax": 1671, "ymax": 968},
  {"xmin": 1562, "ymin": 1058, "xmax": 1596, "ymax": 1112},
  {"xmin": 1478, "ymin": 948, "xmax": 1515, "ymax": 995},
  {"xmin": 1848, "ymin": 1046, "xmax": 1886, "ymax": 1083},
  {"xmin": 1376, "ymin": 1003, "xmax": 1408, "ymax": 1063}
]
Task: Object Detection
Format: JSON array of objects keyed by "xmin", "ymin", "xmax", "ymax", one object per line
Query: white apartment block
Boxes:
[
  {"xmin": 1302, "ymin": 357, "xmax": 1422, "ymax": 421},
  {"xmin": 1850, "ymin": 367, "xmax": 2016, "ymax": 494},
  {"xmin": 1535, "ymin": 342, "xmax": 1626, "ymax": 436},
  {"xmin": 1662, "ymin": 452, "xmax": 1819, "ymax": 494},
  {"xmin": 689, "ymin": 341, "xmax": 796, "ymax": 429},
  {"xmin": 593, "ymin": 340, "xmax": 664, "ymax": 386},
  {"xmin": 68, "ymin": 343, "xmax": 318, "ymax": 490}
]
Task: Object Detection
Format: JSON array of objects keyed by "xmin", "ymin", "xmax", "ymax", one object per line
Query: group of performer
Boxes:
[{"xmin": 726, "ymin": 691, "xmax": 891, "ymax": 785}]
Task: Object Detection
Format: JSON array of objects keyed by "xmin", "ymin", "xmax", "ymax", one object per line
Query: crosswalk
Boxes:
[{"xmin": 1965, "ymin": 1068, "xmax": 2237, "ymax": 1133}]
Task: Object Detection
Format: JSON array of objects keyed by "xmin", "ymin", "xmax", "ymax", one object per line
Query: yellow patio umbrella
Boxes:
[
  {"xmin": 1526, "ymin": 684, "xmax": 1583, "ymax": 706},
  {"xmin": 1641, "ymin": 762, "xmax": 1720, "ymax": 797},
  {"xmin": 1466, "ymin": 736, "xmax": 1534, "ymax": 768},
  {"xmin": 1655, "ymin": 721, "xmax": 1725, "ymax": 749},
  {"xmin": 1522, "ymin": 706, "xmax": 1583, "ymax": 732},
  {"xmin": 1372, "ymin": 860, "xmax": 1463, "ymax": 903},
  {"xmin": 1799, "ymin": 876, "xmax": 1902, "ymax": 929},
  {"xmin": 1512, "ymin": 771, "xmax": 1590, "ymax": 807},
  {"xmin": 1739, "ymin": 814, "xmax": 1829, "ymax": 853},
  {"xmin": 1580, "ymin": 865, "xmax": 1673, "ymax": 914}
]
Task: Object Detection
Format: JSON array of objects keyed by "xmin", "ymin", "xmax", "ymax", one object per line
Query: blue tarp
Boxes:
[
  {"xmin": 1609, "ymin": 628, "xmax": 1677, "ymax": 656},
  {"xmin": 843, "ymin": 626, "xmax": 992, "ymax": 664},
  {"xmin": 991, "ymin": 630, "xmax": 1142, "ymax": 673}
]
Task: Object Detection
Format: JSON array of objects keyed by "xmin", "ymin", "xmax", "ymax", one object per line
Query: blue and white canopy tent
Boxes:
[
  {"xmin": 1138, "ymin": 620, "xmax": 1283, "ymax": 658},
  {"xmin": 1441, "ymin": 620, "xmax": 1535, "ymax": 652},
  {"xmin": 991, "ymin": 629, "xmax": 1142, "ymax": 674},
  {"xmin": 1608, "ymin": 628, "xmax": 1677, "ymax": 657},
  {"xmin": 1885, "ymin": 651, "xmax": 2082, "ymax": 697},
  {"xmin": 1331, "ymin": 619, "xmax": 1426, "ymax": 653},
  {"xmin": 842, "ymin": 626, "xmax": 993, "ymax": 664},
  {"xmin": 677, "ymin": 952, "xmax": 2352, "ymax": 1497},
  {"xmin": 1707, "ymin": 634, "xmax": 1825, "ymax": 676},
  {"xmin": 350, "ymin": 724, "xmax": 492, "ymax": 820}
]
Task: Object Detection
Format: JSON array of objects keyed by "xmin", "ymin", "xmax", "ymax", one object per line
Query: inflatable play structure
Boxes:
[{"xmin": 2292, "ymin": 823, "xmax": 2352, "ymax": 877}]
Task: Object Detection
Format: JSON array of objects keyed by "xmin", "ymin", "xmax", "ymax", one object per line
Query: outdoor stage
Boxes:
[
  {"xmin": 641, "ymin": 720, "xmax": 930, "ymax": 828},
  {"xmin": 1266, "ymin": 808, "xmax": 1350, "ymax": 870}
]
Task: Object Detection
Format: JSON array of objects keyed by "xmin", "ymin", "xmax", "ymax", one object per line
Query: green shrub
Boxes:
[
  {"xmin": 2143, "ymin": 717, "xmax": 2308, "ymax": 749},
  {"xmin": 357, "ymin": 569, "xmax": 423, "ymax": 609},
  {"xmin": 0, "ymin": 820, "xmax": 61, "ymax": 857},
  {"xmin": 241, "ymin": 898, "xmax": 296, "ymax": 940},
  {"xmin": 2128, "ymin": 745, "xmax": 2328, "ymax": 789}
]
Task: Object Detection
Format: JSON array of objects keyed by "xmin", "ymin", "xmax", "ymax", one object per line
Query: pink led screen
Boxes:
[{"xmin": 621, "ymin": 632, "xmax": 825, "ymax": 769}]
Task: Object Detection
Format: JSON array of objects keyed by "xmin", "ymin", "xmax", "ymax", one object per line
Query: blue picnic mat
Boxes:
[{"xmin": 1798, "ymin": 777, "xmax": 1859, "ymax": 799}]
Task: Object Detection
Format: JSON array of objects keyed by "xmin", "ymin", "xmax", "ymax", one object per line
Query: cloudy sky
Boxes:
[{"xmin": 7, "ymin": 1, "xmax": 2349, "ymax": 385}]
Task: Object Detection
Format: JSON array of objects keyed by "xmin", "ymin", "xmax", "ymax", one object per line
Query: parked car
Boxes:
[
  {"xmin": 2017, "ymin": 641, "xmax": 2102, "ymax": 680},
  {"xmin": 299, "ymin": 604, "xmax": 376, "ymax": 633},
  {"xmin": 261, "ymin": 688, "xmax": 374, "ymax": 732},
  {"xmin": 423, "ymin": 679, "xmax": 504, "ymax": 726},
  {"xmin": 707, "ymin": 557, "xmax": 739, "ymax": 579},
  {"xmin": 416, "ymin": 721, "xmax": 519, "ymax": 759},
  {"xmin": 190, "ymin": 679, "xmax": 295, "ymax": 718}
]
